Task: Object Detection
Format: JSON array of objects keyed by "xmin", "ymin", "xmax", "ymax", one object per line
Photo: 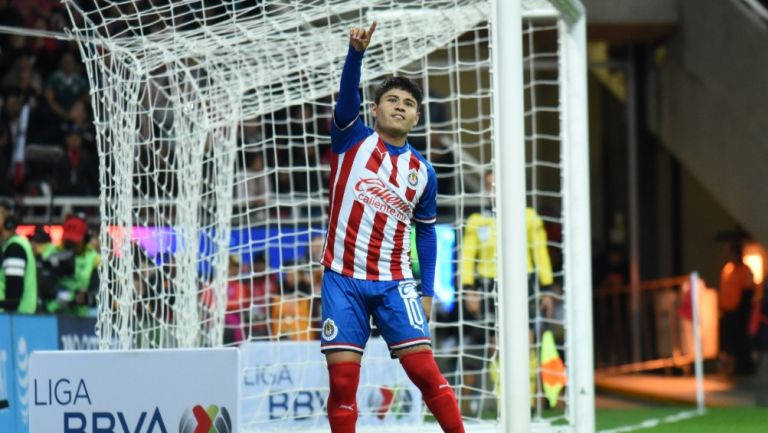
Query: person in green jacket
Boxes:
[
  {"xmin": 0, "ymin": 201, "xmax": 38, "ymax": 314},
  {"xmin": 44, "ymin": 213, "xmax": 100, "ymax": 317}
]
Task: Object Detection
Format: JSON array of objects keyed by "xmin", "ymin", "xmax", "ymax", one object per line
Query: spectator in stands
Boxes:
[
  {"xmin": 223, "ymin": 254, "xmax": 250, "ymax": 345},
  {"xmin": 129, "ymin": 242, "xmax": 176, "ymax": 348},
  {"xmin": 246, "ymin": 251, "xmax": 275, "ymax": 338},
  {"xmin": 429, "ymin": 134, "xmax": 456, "ymax": 198},
  {"xmin": 54, "ymin": 130, "xmax": 98, "ymax": 196},
  {"xmin": 26, "ymin": 14, "xmax": 62, "ymax": 76},
  {"xmin": 239, "ymin": 115, "xmax": 264, "ymax": 146},
  {"xmin": 4, "ymin": 55, "xmax": 63, "ymax": 174},
  {"xmin": 412, "ymin": 83, "xmax": 455, "ymax": 199},
  {"xmin": 233, "ymin": 151, "xmax": 270, "ymax": 224},
  {"xmin": 719, "ymin": 240, "xmax": 758, "ymax": 376},
  {"xmin": 289, "ymin": 104, "xmax": 323, "ymax": 195},
  {"xmin": 44, "ymin": 51, "xmax": 88, "ymax": 122},
  {"xmin": 1, "ymin": 90, "xmax": 31, "ymax": 191},
  {"xmin": 5, "ymin": 67, "xmax": 61, "ymax": 194},
  {"xmin": 43, "ymin": 213, "xmax": 99, "ymax": 317},
  {"xmin": 0, "ymin": 200, "xmax": 38, "ymax": 314},
  {"xmin": 13, "ymin": 61, "xmax": 42, "ymax": 111},
  {"xmin": 130, "ymin": 242, "xmax": 154, "ymax": 345},
  {"xmin": 270, "ymin": 261, "xmax": 313, "ymax": 341},
  {"xmin": 409, "ymin": 81, "xmax": 449, "ymax": 152},
  {"xmin": 152, "ymin": 251, "xmax": 177, "ymax": 328},
  {"xmin": 65, "ymin": 100, "xmax": 96, "ymax": 152},
  {"xmin": 2, "ymin": 55, "xmax": 43, "ymax": 97},
  {"xmin": 139, "ymin": 65, "xmax": 172, "ymax": 143}
]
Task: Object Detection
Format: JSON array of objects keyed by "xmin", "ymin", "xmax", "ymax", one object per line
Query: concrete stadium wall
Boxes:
[{"xmin": 647, "ymin": 0, "xmax": 768, "ymax": 245}]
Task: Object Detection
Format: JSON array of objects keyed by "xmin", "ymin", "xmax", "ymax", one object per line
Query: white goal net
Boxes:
[{"xmin": 62, "ymin": 0, "xmax": 592, "ymax": 431}]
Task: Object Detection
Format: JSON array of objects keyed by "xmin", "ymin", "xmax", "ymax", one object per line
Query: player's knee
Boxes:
[
  {"xmin": 328, "ymin": 362, "xmax": 361, "ymax": 401},
  {"xmin": 399, "ymin": 350, "xmax": 450, "ymax": 398},
  {"xmin": 329, "ymin": 371, "xmax": 357, "ymax": 394}
]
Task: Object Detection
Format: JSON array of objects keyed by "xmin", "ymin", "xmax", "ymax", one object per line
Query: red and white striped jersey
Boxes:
[{"xmin": 321, "ymin": 116, "xmax": 437, "ymax": 281}]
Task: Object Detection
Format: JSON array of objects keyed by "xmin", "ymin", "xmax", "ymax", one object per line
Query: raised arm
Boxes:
[{"xmin": 334, "ymin": 22, "xmax": 377, "ymax": 129}]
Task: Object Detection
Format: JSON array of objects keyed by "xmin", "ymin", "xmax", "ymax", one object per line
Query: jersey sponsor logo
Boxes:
[
  {"xmin": 354, "ymin": 178, "xmax": 411, "ymax": 222},
  {"xmin": 407, "ymin": 170, "xmax": 419, "ymax": 187},
  {"xmin": 322, "ymin": 319, "xmax": 339, "ymax": 341}
]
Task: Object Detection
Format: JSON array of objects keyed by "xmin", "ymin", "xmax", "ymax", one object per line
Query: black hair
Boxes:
[
  {"xmin": 31, "ymin": 226, "xmax": 51, "ymax": 243},
  {"xmin": 730, "ymin": 241, "xmax": 744, "ymax": 259},
  {"xmin": 374, "ymin": 76, "xmax": 423, "ymax": 107},
  {"xmin": 250, "ymin": 250, "xmax": 267, "ymax": 264}
]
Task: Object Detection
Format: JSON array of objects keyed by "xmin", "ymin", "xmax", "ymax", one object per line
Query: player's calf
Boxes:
[
  {"xmin": 327, "ymin": 361, "xmax": 361, "ymax": 433},
  {"xmin": 400, "ymin": 350, "xmax": 465, "ymax": 433}
]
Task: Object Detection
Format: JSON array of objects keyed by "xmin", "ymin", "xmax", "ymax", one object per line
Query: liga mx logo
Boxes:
[
  {"xmin": 179, "ymin": 404, "xmax": 232, "ymax": 433},
  {"xmin": 366, "ymin": 386, "xmax": 413, "ymax": 420}
]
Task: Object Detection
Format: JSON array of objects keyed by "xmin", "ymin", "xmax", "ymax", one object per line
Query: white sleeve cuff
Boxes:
[
  {"xmin": 413, "ymin": 216, "xmax": 437, "ymax": 224},
  {"xmin": 333, "ymin": 113, "xmax": 359, "ymax": 131}
]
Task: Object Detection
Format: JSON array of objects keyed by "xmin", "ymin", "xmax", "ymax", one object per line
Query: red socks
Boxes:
[
  {"xmin": 327, "ymin": 354, "xmax": 464, "ymax": 433},
  {"xmin": 327, "ymin": 362, "xmax": 361, "ymax": 433},
  {"xmin": 400, "ymin": 351, "xmax": 465, "ymax": 433}
]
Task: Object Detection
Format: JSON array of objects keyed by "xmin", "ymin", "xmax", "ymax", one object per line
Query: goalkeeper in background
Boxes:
[{"xmin": 318, "ymin": 22, "xmax": 465, "ymax": 433}]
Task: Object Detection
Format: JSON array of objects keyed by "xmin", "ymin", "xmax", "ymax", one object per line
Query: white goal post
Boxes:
[
  {"xmin": 59, "ymin": 0, "xmax": 593, "ymax": 432},
  {"xmin": 497, "ymin": 2, "xmax": 592, "ymax": 432}
]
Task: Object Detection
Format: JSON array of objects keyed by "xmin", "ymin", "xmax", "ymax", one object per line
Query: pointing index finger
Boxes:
[{"xmin": 368, "ymin": 21, "xmax": 377, "ymax": 37}]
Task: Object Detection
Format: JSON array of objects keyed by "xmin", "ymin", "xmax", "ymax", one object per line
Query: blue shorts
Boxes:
[{"xmin": 320, "ymin": 269, "xmax": 431, "ymax": 354}]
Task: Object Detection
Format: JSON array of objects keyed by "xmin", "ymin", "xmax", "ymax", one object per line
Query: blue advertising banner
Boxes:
[
  {"xmin": 10, "ymin": 315, "xmax": 57, "ymax": 433},
  {"xmin": 56, "ymin": 316, "xmax": 98, "ymax": 350},
  {"xmin": 0, "ymin": 314, "xmax": 15, "ymax": 433},
  {"xmin": 29, "ymin": 349, "xmax": 240, "ymax": 433},
  {"xmin": 241, "ymin": 338, "xmax": 421, "ymax": 430}
]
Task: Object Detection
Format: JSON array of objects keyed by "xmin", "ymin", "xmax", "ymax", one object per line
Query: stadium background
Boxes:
[{"xmin": 1, "ymin": 0, "xmax": 767, "ymax": 432}]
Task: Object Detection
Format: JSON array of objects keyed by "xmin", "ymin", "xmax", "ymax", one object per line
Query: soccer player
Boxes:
[{"xmin": 319, "ymin": 22, "xmax": 464, "ymax": 433}]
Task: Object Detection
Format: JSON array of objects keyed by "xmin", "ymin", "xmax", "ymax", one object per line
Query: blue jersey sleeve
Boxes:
[
  {"xmin": 415, "ymin": 222, "xmax": 437, "ymax": 297},
  {"xmin": 331, "ymin": 46, "xmax": 372, "ymax": 153},
  {"xmin": 413, "ymin": 163, "xmax": 438, "ymax": 223}
]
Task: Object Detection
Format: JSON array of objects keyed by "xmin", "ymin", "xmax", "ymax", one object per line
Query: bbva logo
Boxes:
[{"xmin": 179, "ymin": 404, "xmax": 232, "ymax": 433}]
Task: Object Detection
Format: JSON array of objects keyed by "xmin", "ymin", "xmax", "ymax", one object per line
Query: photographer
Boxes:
[
  {"xmin": 0, "ymin": 201, "xmax": 37, "ymax": 314},
  {"xmin": 43, "ymin": 214, "xmax": 99, "ymax": 317}
]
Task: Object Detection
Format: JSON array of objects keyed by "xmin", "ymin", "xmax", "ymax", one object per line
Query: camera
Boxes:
[{"xmin": 37, "ymin": 248, "xmax": 75, "ymax": 302}]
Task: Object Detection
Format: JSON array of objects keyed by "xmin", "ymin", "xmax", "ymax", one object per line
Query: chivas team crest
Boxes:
[
  {"xmin": 322, "ymin": 318, "xmax": 338, "ymax": 341},
  {"xmin": 407, "ymin": 169, "xmax": 419, "ymax": 187}
]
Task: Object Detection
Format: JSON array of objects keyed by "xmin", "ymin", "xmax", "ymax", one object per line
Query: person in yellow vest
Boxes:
[
  {"xmin": 44, "ymin": 214, "xmax": 100, "ymax": 317},
  {"xmin": 0, "ymin": 201, "xmax": 38, "ymax": 314},
  {"xmin": 459, "ymin": 171, "xmax": 556, "ymax": 413}
]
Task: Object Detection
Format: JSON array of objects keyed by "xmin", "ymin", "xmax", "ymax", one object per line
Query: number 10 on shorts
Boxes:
[{"xmin": 398, "ymin": 281, "xmax": 425, "ymax": 332}]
